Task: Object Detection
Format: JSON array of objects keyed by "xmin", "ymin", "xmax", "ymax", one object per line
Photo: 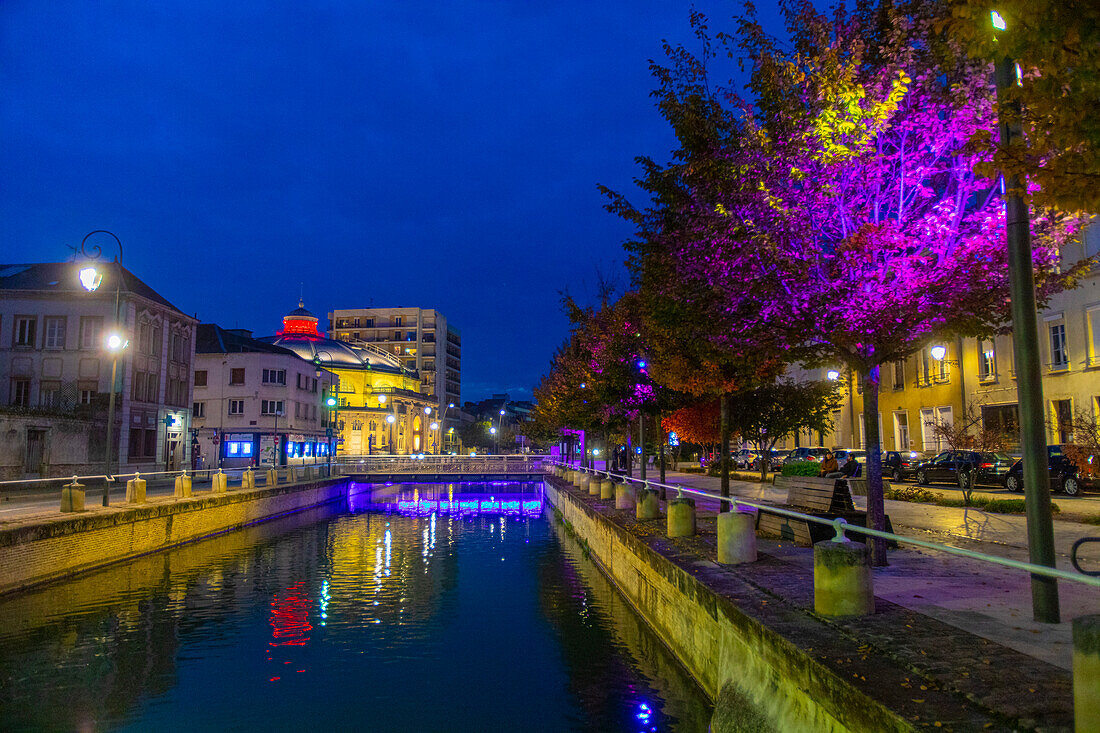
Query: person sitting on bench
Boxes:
[
  {"xmin": 819, "ymin": 451, "xmax": 842, "ymax": 478},
  {"xmin": 840, "ymin": 454, "xmax": 861, "ymax": 478}
]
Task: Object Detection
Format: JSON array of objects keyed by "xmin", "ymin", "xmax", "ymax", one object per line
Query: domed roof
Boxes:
[{"xmin": 261, "ymin": 300, "xmax": 409, "ymax": 375}]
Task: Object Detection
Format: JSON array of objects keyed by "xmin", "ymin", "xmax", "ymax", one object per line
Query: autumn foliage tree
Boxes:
[{"xmin": 605, "ymin": 1, "xmax": 1088, "ymax": 563}]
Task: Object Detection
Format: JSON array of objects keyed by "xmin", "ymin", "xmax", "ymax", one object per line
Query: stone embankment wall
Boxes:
[
  {"xmin": 544, "ymin": 479, "xmax": 909, "ymax": 733},
  {"xmin": 0, "ymin": 478, "xmax": 350, "ymax": 595}
]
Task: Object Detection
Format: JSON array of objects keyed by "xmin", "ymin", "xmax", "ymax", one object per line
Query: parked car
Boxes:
[
  {"xmin": 786, "ymin": 447, "xmax": 832, "ymax": 464},
  {"xmin": 881, "ymin": 450, "xmax": 923, "ymax": 481},
  {"xmin": 834, "ymin": 449, "xmax": 867, "ymax": 464},
  {"xmin": 913, "ymin": 450, "xmax": 1014, "ymax": 489},
  {"xmin": 732, "ymin": 449, "xmax": 757, "ymax": 470},
  {"xmin": 1002, "ymin": 445, "xmax": 1094, "ymax": 496},
  {"xmin": 767, "ymin": 449, "xmax": 791, "ymax": 471}
]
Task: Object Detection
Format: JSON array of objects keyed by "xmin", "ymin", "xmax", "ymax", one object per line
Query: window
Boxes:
[
  {"xmin": 893, "ymin": 412, "xmax": 910, "ymax": 451},
  {"xmin": 1049, "ymin": 322, "xmax": 1068, "ymax": 370},
  {"xmin": 407, "ymin": 331, "xmax": 416, "ymax": 341},
  {"xmin": 193, "ymin": 401, "xmax": 206, "ymax": 418},
  {"xmin": 978, "ymin": 339, "xmax": 996, "ymax": 381},
  {"xmin": 228, "ymin": 399, "xmax": 245, "ymax": 415},
  {"xmin": 39, "ymin": 381, "xmax": 61, "ymax": 408},
  {"xmin": 261, "ymin": 400, "xmax": 284, "ymax": 416},
  {"xmin": 13, "ymin": 317, "xmax": 36, "ymax": 347},
  {"xmin": 892, "ymin": 360, "xmax": 904, "ymax": 390},
  {"xmin": 194, "ymin": 370, "xmax": 208, "ymax": 387},
  {"xmin": 80, "ymin": 386, "xmax": 96, "ymax": 404},
  {"xmin": 393, "ymin": 331, "xmax": 401, "ymax": 341},
  {"xmin": 1052, "ymin": 399, "xmax": 1073, "ymax": 443},
  {"xmin": 11, "ymin": 379, "xmax": 31, "ymax": 407},
  {"xmin": 394, "ymin": 316, "xmax": 402, "ymax": 327},
  {"xmin": 262, "ymin": 368, "xmax": 286, "ymax": 385},
  {"xmin": 364, "ymin": 318, "xmax": 373, "ymax": 328},
  {"xmin": 230, "ymin": 368, "xmax": 245, "ymax": 385},
  {"xmin": 44, "ymin": 317, "xmax": 65, "ymax": 349},
  {"xmin": 353, "ymin": 317, "xmax": 360, "ymax": 327},
  {"xmin": 1087, "ymin": 306, "xmax": 1100, "ymax": 367},
  {"xmin": 79, "ymin": 317, "xmax": 103, "ymax": 349},
  {"xmin": 311, "ymin": 377, "xmax": 318, "ymax": 393}
]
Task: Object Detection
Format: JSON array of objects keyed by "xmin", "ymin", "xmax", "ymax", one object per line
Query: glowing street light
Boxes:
[
  {"xmin": 826, "ymin": 369, "xmax": 840, "ymax": 381},
  {"xmin": 78, "ymin": 266, "xmax": 103, "ymax": 292},
  {"xmin": 377, "ymin": 393, "xmax": 387, "ymax": 404},
  {"xmin": 990, "ymin": 9, "xmax": 1006, "ymax": 30},
  {"xmin": 930, "ymin": 345, "xmax": 948, "ymax": 361}
]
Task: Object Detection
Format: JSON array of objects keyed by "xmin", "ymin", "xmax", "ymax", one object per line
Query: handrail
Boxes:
[
  {"xmin": 0, "ymin": 464, "xmax": 326, "ymax": 489},
  {"xmin": 1071, "ymin": 537, "xmax": 1100, "ymax": 577},
  {"xmin": 551, "ymin": 462, "xmax": 1100, "ymax": 588}
]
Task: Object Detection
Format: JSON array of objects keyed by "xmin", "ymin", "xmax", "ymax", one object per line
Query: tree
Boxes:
[
  {"xmin": 926, "ymin": 400, "xmax": 1016, "ymax": 504},
  {"xmin": 948, "ymin": 0, "xmax": 1100, "ymax": 211},
  {"xmin": 606, "ymin": 2, "xmax": 1087, "ymax": 563},
  {"xmin": 728, "ymin": 380, "xmax": 842, "ymax": 481}
]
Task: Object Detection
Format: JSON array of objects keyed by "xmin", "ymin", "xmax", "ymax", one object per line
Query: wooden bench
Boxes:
[
  {"xmin": 756, "ymin": 475, "xmax": 891, "ymax": 546},
  {"xmin": 846, "ymin": 478, "xmax": 891, "ymax": 497}
]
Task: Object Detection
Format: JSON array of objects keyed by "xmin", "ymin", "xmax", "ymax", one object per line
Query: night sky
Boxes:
[{"xmin": 0, "ymin": 1, "xmax": 779, "ymax": 401}]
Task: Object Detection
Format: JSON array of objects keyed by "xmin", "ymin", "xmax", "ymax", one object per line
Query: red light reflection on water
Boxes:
[{"xmin": 269, "ymin": 582, "xmax": 313, "ymax": 648}]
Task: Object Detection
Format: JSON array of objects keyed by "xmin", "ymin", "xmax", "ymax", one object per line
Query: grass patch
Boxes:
[
  {"xmin": 885, "ymin": 489, "xmax": 1062, "ymax": 515},
  {"xmin": 1077, "ymin": 514, "xmax": 1100, "ymax": 526}
]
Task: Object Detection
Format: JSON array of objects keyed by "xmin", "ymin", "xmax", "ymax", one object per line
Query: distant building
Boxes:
[
  {"xmin": 192, "ymin": 324, "xmax": 338, "ymax": 468},
  {"xmin": 327, "ymin": 306, "xmax": 460, "ymax": 451},
  {"xmin": 0, "ymin": 262, "xmax": 197, "ymax": 478},
  {"xmin": 268, "ymin": 302, "xmax": 437, "ymax": 455}
]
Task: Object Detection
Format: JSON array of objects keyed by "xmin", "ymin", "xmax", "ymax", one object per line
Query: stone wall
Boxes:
[
  {"xmin": 545, "ymin": 480, "xmax": 910, "ymax": 733},
  {"xmin": 0, "ymin": 477, "xmax": 351, "ymax": 595},
  {"xmin": 0, "ymin": 412, "xmax": 105, "ymax": 480}
]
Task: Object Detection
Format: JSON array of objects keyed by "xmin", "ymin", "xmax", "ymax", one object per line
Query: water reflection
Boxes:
[{"xmin": 0, "ymin": 482, "xmax": 711, "ymax": 731}]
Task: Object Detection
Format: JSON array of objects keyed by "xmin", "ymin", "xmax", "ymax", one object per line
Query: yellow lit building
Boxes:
[{"xmin": 264, "ymin": 302, "xmax": 438, "ymax": 455}]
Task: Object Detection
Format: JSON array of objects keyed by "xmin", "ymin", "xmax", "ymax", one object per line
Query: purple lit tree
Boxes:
[{"xmin": 608, "ymin": 2, "xmax": 1087, "ymax": 563}]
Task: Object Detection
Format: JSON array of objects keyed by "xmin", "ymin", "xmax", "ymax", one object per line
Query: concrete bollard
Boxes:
[
  {"xmin": 303, "ymin": 466, "xmax": 313, "ymax": 481},
  {"xmin": 667, "ymin": 497, "xmax": 696, "ymax": 537},
  {"xmin": 173, "ymin": 473, "xmax": 192, "ymax": 498},
  {"xmin": 1074, "ymin": 615, "xmax": 1100, "ymax": 732},
  {"xmin": 212, "ymin": 470, "xmax": 228, "ymax": 494},
  {"xmin": 126, "ymin": 473, "xmax": 147, "ymax": 504},
  {"xmin": 60, "ymin": 478, "xmax": 85, "ymax": 512},
  {"xmin": 813, "ymin": 540, "xmax": 874, "ymax": 617},
  {"xmin": 615, "ymin": 481, "xmax": 636, "ymax": 510},
  {"xmin": 588, "ymin": 474, "xmax": 601, "ymax": 496},
  {"xmin": 717, "ymin": 511, "xmax": 757, "ymax": 564},
  {"xmin": 576, "ymin": 472, "xmax": 589, "ymax": 490},
  {"xmin": 636, "ymin": 488, "xmax": 661, "ymax": 520},
  {"xmin": 600, "ymin": 479, "xmax": 615, "ymax": 500},
  {"xmin": 266, "ymin": 468, "xmax": 278, "ymax": 486},
  {"xmin": 242, "ymin": 468, "xmax": 255, "ymax": 490}
]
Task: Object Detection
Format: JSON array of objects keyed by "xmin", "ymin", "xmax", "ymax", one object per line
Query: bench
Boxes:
[{"xmin": 756, "ymin": 475, "xmax": 891, "ymax": 546}]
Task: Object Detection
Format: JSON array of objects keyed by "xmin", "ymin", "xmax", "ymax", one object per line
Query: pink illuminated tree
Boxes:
[{"xmin": 608, "ymin": 1, "xmax": 1088, "ymax": 563}]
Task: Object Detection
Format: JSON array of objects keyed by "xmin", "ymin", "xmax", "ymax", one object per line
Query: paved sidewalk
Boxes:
[{"xmin": 578, "ymin": 466, "xmax": 1100, "ymax": 672}]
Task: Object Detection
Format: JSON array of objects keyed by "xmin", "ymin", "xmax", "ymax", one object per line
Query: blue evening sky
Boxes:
[{"xmin": 0, "ymin": 1, "xmax": 781, "ymax": 401}]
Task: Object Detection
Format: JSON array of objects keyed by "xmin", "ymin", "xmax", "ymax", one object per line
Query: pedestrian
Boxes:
[
  {"xmin": 840, "ymin": 454, "xmax": 861, "ymax": 478},
  {"xmin": 819, "ymin": 451, "xmax": 842, "ymax": 478}
]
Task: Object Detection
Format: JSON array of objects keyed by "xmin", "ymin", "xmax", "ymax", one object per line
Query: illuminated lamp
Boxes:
[
  {"xmin": 78, "ymin": 266, "xmax": 102, "ymax": 292},
  {"xmin": 826, "ymin": 369, "xmax": 840, "ymax": 381},
  {"xmin": 930, "ymin": 345, "xmax": 947, "ymax": 361},
  {"xmin": 990, "ymin": 10, "xmax": 1006, "ymax": 30}
]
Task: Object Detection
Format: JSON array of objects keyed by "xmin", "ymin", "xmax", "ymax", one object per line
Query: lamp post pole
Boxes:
[
  {"xmin": 75, "ymin": 230, "xmax": 126, "ymax": 507},
  {"xmin": 991, "ymin": 14, "xmax": 1059, "ymax": 622}
]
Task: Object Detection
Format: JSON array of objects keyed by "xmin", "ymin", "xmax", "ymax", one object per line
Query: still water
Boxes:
[{"xmin": 0, "ymin": 481, "xmax": 712, "ymax": 731}]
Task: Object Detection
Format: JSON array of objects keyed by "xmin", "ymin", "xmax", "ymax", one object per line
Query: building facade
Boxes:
[
  {"xmin": 327, "ymin": 307, "xmax": 461, "ymax": 449},
  {"xmin": 778, "ymin": 228, "xmax": 1100, "ymax": 454},
  {"xmin": 0, "ymin": 262, "xmax": 197, "ymax": 478},
  {"xmin": 192, "ymin": 324, "xmax": 338, "ymax": 468},
  {"xmin": 269, "ymin": 303, "xmax": 437, "ymax": 455}
]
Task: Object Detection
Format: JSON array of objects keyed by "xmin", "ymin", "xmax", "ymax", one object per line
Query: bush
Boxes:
[
  {"xmin": 885, "ymin": 485, "xmax": 937, "ymax": 503},
  {"xmin": 781, "ymin": 461, "xmax": 821, "ymax": 477},
  {"xmin": 681, "ymin": 466, "xmax": 705, "ymax": 474}
]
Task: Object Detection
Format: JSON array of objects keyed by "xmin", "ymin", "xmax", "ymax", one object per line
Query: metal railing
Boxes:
[
  {"xmin": 551, "ymin": 462, "xmax": 1100, "ymax": 588},
  {"xmin": 335, "ymin": 454, "xmax": 546, "ymax": 475}
]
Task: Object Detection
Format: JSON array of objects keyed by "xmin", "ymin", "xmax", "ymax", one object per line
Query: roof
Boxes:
[
  {"xmin": 260, "ymin": 332, "xmax": 409, "ymax": 374},
  {"xmin": 196, "ymin": 324, "xmax": 301, "ymax": 356},
  {"xmin": 0, "ymin": 262, "xmax": 190, "ymax": 317}
]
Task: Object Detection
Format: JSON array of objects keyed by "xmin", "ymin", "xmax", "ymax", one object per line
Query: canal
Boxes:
[{"xmin": 0, "ymin": 481, "xmax": 712, "ymax": 731}]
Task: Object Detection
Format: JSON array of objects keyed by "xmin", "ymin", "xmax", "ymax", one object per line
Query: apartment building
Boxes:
[
  {"xmin": 192, "ymin": 324, "xmax": 338, "ymax": 468},
  {"xmin": 328, "ymin": 307, "xmax": 461, "ymax": 446},
  {"xmin": 0, "ymin": 262, "xmax": 197, "ymax": 478},
  {"xmin": 782, "ymin": 227, "xmax": 1100, "ymax": 453}
]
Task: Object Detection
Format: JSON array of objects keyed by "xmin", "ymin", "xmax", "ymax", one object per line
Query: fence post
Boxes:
[
  {"xmin": 667, "ymin": 495, "xmax": 696, "ymax": 537},
  {"xmin": 212, "ymin": 469, "xmax": 228, "ymax": 494},
  {"xmin": 717, "ymin": 510, "xmax": 757, "ymax": 564},
  {"xmin": 266, "ymin": 468, "xmax": 278, "ymax": 486},
  {"xmin": 636, "ymin": 486, "xmax": 660, "ymax": 520},
  {"xmin": 813, "ymin": 539, "xmax": 874, "ymax": 617},
  {"xmin": 60, "ymin": 477, "xmax": 85, "ymax": 512},
  {"xmin": 599, "ymin": 477, "xmax": 615, "ymax": 500},
  {"xmin": 126, "ymin": 472, "xmax": 147, "ymax": 504},
  {"xmin": 1074, "ymin": 615, "xmax": 1100, "ymax": 732},
  {"xmin": 615, "ymin": 480, "xmax": 636, "ymax": 510}
]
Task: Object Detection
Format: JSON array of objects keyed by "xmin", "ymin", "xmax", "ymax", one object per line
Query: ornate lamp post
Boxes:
[{"xmin": 75, "ymin": 230, "xmax": 127, "ymax": 507}]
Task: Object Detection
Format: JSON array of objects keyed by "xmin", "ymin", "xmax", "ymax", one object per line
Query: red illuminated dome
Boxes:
[{"xmin": 279, "ymin": 299, "xmax": 321, "ymax": 338}]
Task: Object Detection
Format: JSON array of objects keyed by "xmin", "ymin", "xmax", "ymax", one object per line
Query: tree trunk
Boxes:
[
  {"xmin": 659, "ymin": 416, "xmax": 667, "ymax": 485},
  {"xmin": 862, "ymin": 366, "xmax": 888, "ymax": 566},
  {"xmin": 720, "ymin": 392, "xmax": 731, "ymax": 513},
  {"xmin": 640, "ymin": 414, "xmax": 647, "ymax": 481}
]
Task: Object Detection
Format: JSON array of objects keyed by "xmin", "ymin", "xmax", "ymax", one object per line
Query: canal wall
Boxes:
[
  {"xmin": 0, "ymin": 477, "xmax": 351, "ymax": 596},
  {"xmin": 544, "ymin": 479, "xmax": 910, "ymax": 733}
]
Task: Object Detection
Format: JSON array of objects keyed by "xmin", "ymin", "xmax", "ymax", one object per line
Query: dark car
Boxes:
[
  {"xmin": 881, "ymin": 450, "xmax": 922, "ymax": 481},
  {"xmin": 786, "ymin": 447, "xmax": 832, "ymax": 464},
  {"xmin": 1002, "ymin": 445, "xmax": 1093, "ymax": 496},
  {"xmin": 913, "ymin": 450, "xmax": 1014, "ymax": 489}
]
